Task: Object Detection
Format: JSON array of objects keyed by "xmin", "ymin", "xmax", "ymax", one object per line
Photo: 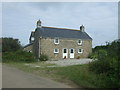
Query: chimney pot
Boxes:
[{"xmin": 80, "ymin": 25, "xmax": 85, "ymax": 32}]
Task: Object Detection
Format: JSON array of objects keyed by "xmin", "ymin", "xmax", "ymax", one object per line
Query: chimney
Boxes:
[
  {"xmin": 37, "ymin": 19, "xmax": 42, "ymax": 28},
  {"xmin": 80, "ymin": 25, "xmax": 85, "ymax": 32}
]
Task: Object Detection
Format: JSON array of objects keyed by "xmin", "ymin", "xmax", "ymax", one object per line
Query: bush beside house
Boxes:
[
  {"xmin": 2, "ymin": 37, "xmax": 36, "ymax": 63},
  {"xmin": 88, "ymin": 40, "xmax": 120, "ymax": 88}
]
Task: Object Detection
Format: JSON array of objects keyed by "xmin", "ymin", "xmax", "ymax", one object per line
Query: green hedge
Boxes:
[
  {"xmin": 2, "ymin": 50, "xmax": 36, "ymax": 63},
  {"xmin": 88, "ymin": 41, "xmax": 120, "ymax": 88}
]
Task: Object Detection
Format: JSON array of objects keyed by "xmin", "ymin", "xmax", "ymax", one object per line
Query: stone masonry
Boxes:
[{"xmin": 39, "ymin": 37, "xmax": 92, "ymax": 60}]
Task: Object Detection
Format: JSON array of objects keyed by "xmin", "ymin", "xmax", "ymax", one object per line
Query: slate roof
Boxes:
[
  {"xmin": 35, "ymin": 26, "xmax": 92, "ymax": 40},
  {"xmin": 23, "ymin": 43, "xmax": 33, "ymax": 48}
]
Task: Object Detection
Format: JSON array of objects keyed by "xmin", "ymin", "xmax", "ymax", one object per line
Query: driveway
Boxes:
[
  {"xmin": 2, "ymin": 65, "xmax": 72, "ymax": 88},
  {"xmin": 46, "ymin": 58, "xmax": 93, "ymax": 66}
]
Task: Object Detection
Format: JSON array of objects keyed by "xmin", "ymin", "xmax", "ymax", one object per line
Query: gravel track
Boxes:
[{"xmin": 46, "ymin": 58, "xmax": 93, "ymax": 66}]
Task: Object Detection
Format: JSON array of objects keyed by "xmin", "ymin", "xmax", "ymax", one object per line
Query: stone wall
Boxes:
[
  {"xmin": 39, "ymin": 37, "xmax": 92, "ymax": 60},
  {"xmin": 33, "ymin": 30, "xmax": 40, "ymax": 58},
  {"xmin": 23, "ymin": 44, "xmax": 33, "ymax": 53}
]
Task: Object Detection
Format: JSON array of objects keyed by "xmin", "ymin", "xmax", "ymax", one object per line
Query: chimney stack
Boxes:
[
  {"xmin": 37, "ymin": 19, "xmax": 42, "ymax": 28},
  {"xmin": 80, "ymin": 25, "xmax": 85, "ymax": 32}
]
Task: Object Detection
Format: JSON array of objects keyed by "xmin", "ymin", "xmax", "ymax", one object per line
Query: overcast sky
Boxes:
[{"xmin": 2, "ymin": 2, "xmax": 118, "ymax": 47}]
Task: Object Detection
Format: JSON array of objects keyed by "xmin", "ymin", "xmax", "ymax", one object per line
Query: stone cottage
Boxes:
[{"xmin": 24, "ymin": 20, "xmax": 92, "ymax": 60}]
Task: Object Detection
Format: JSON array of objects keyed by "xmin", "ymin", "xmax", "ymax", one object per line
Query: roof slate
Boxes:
[
  {"xmin": 35, "ymin": 26, "xmax": 92, "ymax": 40},
  {"xmin": 23, "ymin": 43, "xmax": 33, "ymax": 48}
]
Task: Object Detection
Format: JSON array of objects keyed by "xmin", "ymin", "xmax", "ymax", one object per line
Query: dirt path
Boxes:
[{"xmin": 2, "ymin": 65, "xmax": 72, "ymax": 88}]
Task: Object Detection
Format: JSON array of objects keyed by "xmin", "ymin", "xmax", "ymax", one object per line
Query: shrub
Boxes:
[
  {"xmin": 77, "ymin": 56, "xmax": 80, "ymax": 59},
  {"xmin": 88, "ymin": 52, "xmax": 98, "ymax": 59},
  {"xmin": 88, "ymin": 49, "xmax": 107, "ymax": 60},
  {"xmin": 97, "ymin": 50, "xmax": 107, "ymax": 60},
  {"xmin": 89, "ymin": 57, "xmax": 110, "ymax": 74},
  {"xmin": 39, "ymin": 54, "xmax": 48, "ymax": 61},
  {"xmin": 2, "ymin": 50, "xmax": 36, "ymax": 63},
  {"xmin": 2, "ymin": 37, "xmax": 22, "ymax": 52},
  {"xmin": 88, "ymin": 40, "xmax": 120, "ymax": 88}
]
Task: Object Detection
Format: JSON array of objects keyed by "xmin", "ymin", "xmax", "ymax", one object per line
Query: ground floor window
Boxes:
[
  {"xmin": 53, "ymin": 48, "xmax": 83, "ymax": 54},
  {"xmin": 54, "ymin": 48, "xmax": 59, "ymax": 53},
  {"xmin": 78, "ymin": 49, "xmax": 83, "ymax": 53}
]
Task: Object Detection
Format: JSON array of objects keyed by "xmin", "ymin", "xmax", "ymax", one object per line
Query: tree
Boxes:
[{"xmin": 2, "ymin": 37, "xmax": 22, "ymax": 52}]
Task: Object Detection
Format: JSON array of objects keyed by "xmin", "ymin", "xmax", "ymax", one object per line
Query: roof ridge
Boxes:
[
  {"xmin": 42, "ymin": 26, "xmax": 81, "ymax": 31},
  {"xmin": 36, "ymin": 26, "xmax": 92, "ymax": 40}
]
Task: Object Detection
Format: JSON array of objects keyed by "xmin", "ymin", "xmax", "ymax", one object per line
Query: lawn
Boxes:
[{"xmin": 3, "ymin": 61, "xmax": 107, "ymax": 88}]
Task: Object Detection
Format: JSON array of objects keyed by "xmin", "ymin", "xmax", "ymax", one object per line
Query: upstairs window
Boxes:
[
  {"xmin": 54, "ymin": 38, "xmax": 59, "ymax": 44},
  {"xmin": 78, "ymin": 49, "xmax": 83, "ymax": 53},
  {"xmin": 77, "ymin": 39, "xmax": 82, "ymax": 45},
  {"xmin": 54, "ymin": 48, "xmax": 59, "ymax": 53}
]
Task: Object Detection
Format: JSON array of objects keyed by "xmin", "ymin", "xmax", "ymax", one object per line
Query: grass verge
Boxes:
[{"xmin": 3, "ymin": 62, "xmax": 109, "ymax": 88}]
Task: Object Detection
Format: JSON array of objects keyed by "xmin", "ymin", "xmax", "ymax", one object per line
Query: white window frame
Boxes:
[
  {"xmin": 78, "ymin": 49, "xmax": 83, "ymax": 53},
  {"xmin": 31, "ymin": 37, "xmax": 34, "ymax": 41},
  {"xmin": 54, "ymin": 38, "xmax": 59, "ymax": 44},
  {"xmin": 77, "ymin": 39, "xmax": 82, "ymax": 45},
  {"xmin": 54, "ymin": 48, "xmax": 59, "ymax": 53},
  {"xmin": 28, "ymin": 50, "xmax": 32, "ymax": 53}
]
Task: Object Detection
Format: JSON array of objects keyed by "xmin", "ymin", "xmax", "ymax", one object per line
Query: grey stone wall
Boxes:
[
  {"xmin": 23, "ymin": 44, "xmax": 33, "ymax": 53},
  {"xmin": 39, "ymin": 37, "xmax": 92, "ymax": 60},
  {"xmin": 33, "ymin": 30, "xmax": 40, "ymax": 58}
]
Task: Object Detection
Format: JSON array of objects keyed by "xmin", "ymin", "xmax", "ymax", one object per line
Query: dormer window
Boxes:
[
  {"xmin": 78, "ymin": 49, "xmax": 83, "ymax": 53},
  {"xmin": 54, "ymin": 48, "xmax": 59, "ymax": 53},
  {"xmin": 54, "ymin": 38, "xmax": 59, "ymax": 44},
  {"xmin": 77, "ymin": 39, "xmax": 82, "ymax": 45}
]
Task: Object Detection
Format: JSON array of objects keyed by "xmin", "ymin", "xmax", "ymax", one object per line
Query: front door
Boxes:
[
  {"xmin": 70, "ymin": 48, "xmax": 74, "ymax": 58},
  {"xmin": 63, "ymin": 48, "xmax": 68, "ymax": 59}
]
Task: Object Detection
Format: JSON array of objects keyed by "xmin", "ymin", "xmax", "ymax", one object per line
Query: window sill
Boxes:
[
  {"xmin": 54, "ymin": 52, "xmax": 59, "ymax": 54},
  {"xmin": 78, "ymin": 52, "xmax": 83, "ymax": 53},
  {"xmin": 54, "ymin": 43, "xmax": 59, "ymax": 45},
  {"xmin": 78, "ymin": 44, "xmax": 82, "ymax": 46}
]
